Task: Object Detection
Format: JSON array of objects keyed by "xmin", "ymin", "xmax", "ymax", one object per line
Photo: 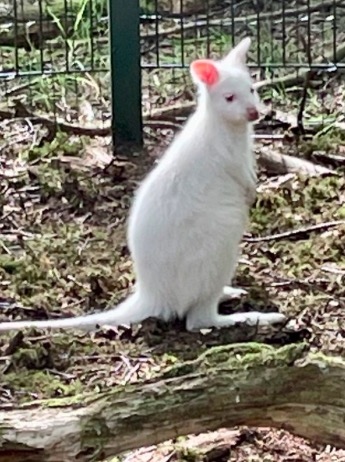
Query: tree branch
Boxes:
[
  {"xmin": 257, "ymin": 146, "xmax": 336, "ymax": 176},
  {"xmin": 0, "ymin": 343, "xmax": 345, "ymax": 462},
  {"xmin": 255, "ymin": 41, "xmax": 345, "ymax": 92},
  {"xmin": 243, "ymin": 220, "xmax": 345, "ymax": 243},
  {"xmin": 0, "ymin": 102, "xmax": 111, "ymax": 138}
]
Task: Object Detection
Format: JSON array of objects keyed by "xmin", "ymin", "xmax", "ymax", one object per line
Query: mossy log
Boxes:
[{"xmin": 0, "ymin": 343, "xmax": 345, "ymax": 462}]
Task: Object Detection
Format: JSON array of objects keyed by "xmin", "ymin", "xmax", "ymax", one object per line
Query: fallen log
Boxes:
[
  {"xmin": 257, "ymin": 146, "xmax": 336, "ymax": 176},
  {"xmin": 0, "ymin": 343, "xmax": 344, "ymax": 462}
]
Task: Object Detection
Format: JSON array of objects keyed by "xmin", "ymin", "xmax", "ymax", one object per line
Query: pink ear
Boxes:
[{"xmin": 190, "ymin": 59, "xmax": 219, "ymax": 86}]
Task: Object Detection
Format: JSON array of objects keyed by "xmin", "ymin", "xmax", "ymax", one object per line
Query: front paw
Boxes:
[{"xmin": 246, "ymin": 186, "xmax": 257, "ymax": 206}]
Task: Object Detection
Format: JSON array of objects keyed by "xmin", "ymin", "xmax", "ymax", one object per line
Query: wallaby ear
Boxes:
[
  {"xmin": 190, "ymin": 59, "xmax": 220, "ymax": 86},
  {"xmin": 222, "ymin": 37, "xmax": 251, "ymax": 69}
]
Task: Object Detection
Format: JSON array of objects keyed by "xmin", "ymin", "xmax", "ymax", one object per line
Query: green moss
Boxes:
[
  {"xmin": 4, "ymin": 370, "xmax": 84, "ymax": 402},
  {"xmin": 79, "ymin": 415, "xmax": 111, "ymax": 461},
  {"xmin": 11, "ymin": 345, "xmax": 52, "ymax": 369},
  {"xmin": 161, "ymin": 343, "xmax": 309, "ymax": 379},
  {"xmin": 175, "ymin": 446, "xmax": 203, "ymax": 462},
  {"xmin": 0, "ymin": 256, "xmax": 25, "ymax": 274}
]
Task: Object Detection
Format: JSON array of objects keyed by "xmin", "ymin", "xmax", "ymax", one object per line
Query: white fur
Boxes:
[{"xmin": 0, "ymin": 38, "xmax": 286, "ymax": 333}]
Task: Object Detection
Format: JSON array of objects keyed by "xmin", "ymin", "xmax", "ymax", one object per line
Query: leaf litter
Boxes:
[{"xmin": 0, "ymin": 122, "xmax": 344, "ymax": 461}]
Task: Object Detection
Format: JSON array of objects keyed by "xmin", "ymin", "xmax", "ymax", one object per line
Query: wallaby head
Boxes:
[{"xmin": 190, "ymin": 37, "xmax": 260, "ymax": 125}]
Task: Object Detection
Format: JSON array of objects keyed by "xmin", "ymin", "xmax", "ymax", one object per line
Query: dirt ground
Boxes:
[{"xmin": 0, "ymin": 129, "xmax": 345, "ymax": 461}]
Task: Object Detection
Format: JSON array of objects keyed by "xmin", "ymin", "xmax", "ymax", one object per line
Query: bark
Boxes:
[
  {"xmin": 258, "ymin": 146, "xmax": 335, "ymax": 176},
  {"xmin": 0, "ymin": 343, "xmax": 345, "ymax": 462}
]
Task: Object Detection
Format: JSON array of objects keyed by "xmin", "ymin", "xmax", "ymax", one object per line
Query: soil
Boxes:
[{"xmin": 0, "ymin": 131, "xmax": 344, "ymax": 461}]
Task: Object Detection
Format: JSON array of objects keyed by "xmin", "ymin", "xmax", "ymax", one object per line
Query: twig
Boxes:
[
  {"xmin": 257, "ymin": 174, "xmax": 296, "ymax": 192},
  {"xmin": 145, "ymin": 120, "xmax": 183, "ymax": 130},
  {"xmin": 297, "ymin": 70, "xmax": 315, "ymax": 136},
  {"xmin": 255, "ymin": 42, "xmax": 345, "ymax": 92},
  {"xmin": 258, "ymin": 146, "xmax": 336, "ymax": 176},
  {"xmin": 0, "ymin": 102, "xmax": 112, "ymax": 138},
  {"xmin": 312, "ymin": 152, "xmax": 345, "ymax": 169},
  {"xmin": 321, "ymin": 265, "xmax": 345, "ymax": 276},
  {"xmin": 266, "ymin": 277, "xmax": 330, "ymax": 293},
  {"xmin": 0, "ymin": 101, "xmax": 185, "ymax": 139},
  {"xmin": 243, "ymin": 220, "xmax": 345, "ymax": 243},
  {"xmin": 145, "ymin": 102, "xmax": 194, "ymax": 121}
]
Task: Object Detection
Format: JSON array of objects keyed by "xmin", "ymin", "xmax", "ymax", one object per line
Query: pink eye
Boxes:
[{"xmin": 225, "ymin": 94, "xmax": 235, "ymax": 102}]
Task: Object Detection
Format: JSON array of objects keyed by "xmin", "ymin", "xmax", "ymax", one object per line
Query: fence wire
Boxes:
[
  {"xmin": 0, "ymin": 0, "xmax": 110, "ymax": 127},
  {"xmin": 0, "ymin": 0, "xmax": 344, "ymax": 146},
  {"xmin": 141, "ymin": 0, "xmax": 345, "ymax": 145}
]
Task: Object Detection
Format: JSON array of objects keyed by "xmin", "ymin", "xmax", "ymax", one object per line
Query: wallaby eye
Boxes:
[
  {"xmin": 250, "ymin": 88, "xmax": 254, "ymax": 94},
  {"xmin": 225, "ymin": 94, "xmax": 235, "ymax": 102}
]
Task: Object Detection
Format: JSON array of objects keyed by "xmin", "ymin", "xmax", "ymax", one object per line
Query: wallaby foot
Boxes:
[
  {"xmin": 186, "ymin": 297, "xmax": 286, "ymax": 331},
  {"xmin": 219, "ymin": 285, "xmax": 248, "ymax": 303}
]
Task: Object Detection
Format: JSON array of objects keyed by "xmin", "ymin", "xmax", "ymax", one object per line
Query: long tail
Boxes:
[{"xmin": 0, "ymin": 292, "xmax": 147, "ymax": 332}]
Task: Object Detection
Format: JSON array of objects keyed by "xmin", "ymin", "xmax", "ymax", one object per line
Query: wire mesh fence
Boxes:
[
  {"xmin": 142, "ymin": 1, "xmax": 345, "ymax": 143},
  {"xmin": 0, "ymin": 0, "xmax": 111, "ymax": 148},
  {"xmin": 0, "ymin": 0, "xmax": 344, "ymax": 149}
]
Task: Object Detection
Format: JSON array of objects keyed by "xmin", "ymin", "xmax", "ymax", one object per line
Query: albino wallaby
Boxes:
[{"xmin": 0, "ymin": 37, "xmax": 286, "ymax": 333}]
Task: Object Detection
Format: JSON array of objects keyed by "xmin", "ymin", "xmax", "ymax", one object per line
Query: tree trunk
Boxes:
[{"xmin": 0, "ymin": 343, "xmax": 345, "ymax": 462}]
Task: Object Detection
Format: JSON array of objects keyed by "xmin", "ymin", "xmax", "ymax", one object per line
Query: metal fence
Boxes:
[
  {"xmin": 141, "ymin": 0, "xmax": 345, "ymax": 146},
  {"xmin": 1, "ymin": 0, "xmax": 344, "ymax": 148},
  {"xmin": 0, "ymin": 0, "xmax": 113, "ymax": 146}
]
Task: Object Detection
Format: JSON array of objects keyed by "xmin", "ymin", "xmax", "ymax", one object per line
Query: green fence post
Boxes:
[{"xmin": 108, "ymin": 0, "xmax": 143, "ymax": 146}]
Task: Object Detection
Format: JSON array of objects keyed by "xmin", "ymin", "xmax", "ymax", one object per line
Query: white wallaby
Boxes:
[{"xmin": 0, "ymin": 37, "xmax": 286, "ymax": 333}]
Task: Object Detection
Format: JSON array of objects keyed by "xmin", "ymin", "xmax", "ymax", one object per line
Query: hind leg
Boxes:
[
  {"xmin": 186, "ymin": 297, "xmax": 286, "ymax": 331},
  {"xmin": 219, "ymin": 286, "xmax": 248, "ymax": 303}
]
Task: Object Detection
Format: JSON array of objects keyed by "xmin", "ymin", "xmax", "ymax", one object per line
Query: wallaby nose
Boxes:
[{"xmin": 246, "ymin": 107, "xmax": 259, "ymax": 121}]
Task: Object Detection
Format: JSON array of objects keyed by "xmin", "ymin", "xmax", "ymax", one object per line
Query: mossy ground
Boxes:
[
  {"xmin": 0, "ymin": 124, "xmax": 344, "ymax": 460},
  {"xmin": 0, "ymin": 128, "xmax": 344, "ymax": 389}
]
